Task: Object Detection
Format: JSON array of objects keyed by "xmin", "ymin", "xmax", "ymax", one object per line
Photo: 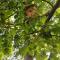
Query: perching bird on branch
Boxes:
[{"xmin": 24, "ymin": 4, "xmax": 37, "ymax": 18}]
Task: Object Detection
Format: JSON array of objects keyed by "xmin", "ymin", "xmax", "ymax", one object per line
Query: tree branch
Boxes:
[
  {"xmin": 41, "ymin": 0, "xmax": 60, "ymax": 31},
  {"xmin": 45, "ymin": 0, "xmax": 60, "ymax": 23}
]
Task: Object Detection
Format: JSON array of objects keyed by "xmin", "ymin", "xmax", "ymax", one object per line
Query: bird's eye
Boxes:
[{"xmin": 29, "ymin": 10, "xmax": 32, "ymax": 12}]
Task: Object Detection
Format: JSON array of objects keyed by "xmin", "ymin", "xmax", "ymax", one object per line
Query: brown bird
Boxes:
[{"xmin": 25, "ymin": 4, "xmax": 37, "ymax": 18}]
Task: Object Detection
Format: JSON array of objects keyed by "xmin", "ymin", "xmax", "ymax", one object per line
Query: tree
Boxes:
[{"xmin": 0, "ymin": 0, "xmax": 60, "ymax": 60}]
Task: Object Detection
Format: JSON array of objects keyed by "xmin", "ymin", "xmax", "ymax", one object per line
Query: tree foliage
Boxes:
[{"xmin": 0, "ymin": 0, "xmax": 60, "ymax": 60}]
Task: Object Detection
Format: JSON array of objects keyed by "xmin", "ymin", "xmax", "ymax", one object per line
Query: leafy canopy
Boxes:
[{"xmin": 0, "ymin": 0, "xmax": 60, "ymax": 60}]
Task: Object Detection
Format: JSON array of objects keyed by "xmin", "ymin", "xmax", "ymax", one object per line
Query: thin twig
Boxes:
[
  {"xmin": 51, "ymin": 35, "xmax": 60, "ymax": 37},
  {"xmin": 43, "ymin": 0, "xmax": 53, "ymax": 8},
  {"xmin": 4, "ymin": 11, "xmax": 16, "ymax": 20}
]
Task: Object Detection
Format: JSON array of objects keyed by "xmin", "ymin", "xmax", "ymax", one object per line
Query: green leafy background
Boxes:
[{"xmin": 0, "ymin": 0, "xmax": 60, "ymax": 60}]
